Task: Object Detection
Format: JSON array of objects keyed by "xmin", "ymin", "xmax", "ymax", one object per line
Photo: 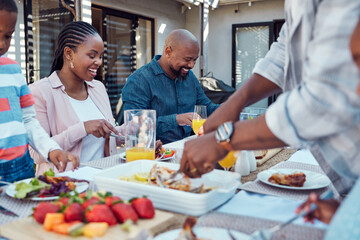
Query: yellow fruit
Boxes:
[
  {"xmin": 118, "ymin": 176, "xmax": 130, "ymax": 181},
  {"xmin": 83, "ymin": 222, "xmax": 109, "ymax": 238},
  {"xmin": 134, "ymin": 172, "xmax": 149, "ymax": 182},
  {"xmin": 43, "ymin": 213, "xmax": 65, "ymax": 231}
]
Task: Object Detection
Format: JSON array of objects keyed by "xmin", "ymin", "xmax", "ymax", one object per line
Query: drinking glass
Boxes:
[
  {"xmin": 218, "ymin": 151, "xmax": 237, "ymax": 171},
  {"xmin": 125, "ymin": 109, "xmax": 156, "ymax": 162},
  {"xmin": 192, "ymin": 105, "xmax": 207, "ymax": 135}
]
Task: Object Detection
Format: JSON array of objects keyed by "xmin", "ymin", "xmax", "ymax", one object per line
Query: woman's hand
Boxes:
[
  {"xmin": 84, "ymin": 119, "xmax": 119, "ymax": 138},
  {"xmin": 48, "ymin": 150, "xmax": 80, "ymax": 172},
  {"xmin": 296, "ymin": 192, "xmax": 340, "ymax": 224}
]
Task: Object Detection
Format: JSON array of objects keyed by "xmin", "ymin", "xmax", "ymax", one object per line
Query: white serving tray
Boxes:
[{"xmin": 94, "ymin": 160, "xmax": 241, "ymax": 216}]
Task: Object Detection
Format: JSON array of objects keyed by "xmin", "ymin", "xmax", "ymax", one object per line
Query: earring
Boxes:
[{"xmin": 70, "ymin": 61, "xmax": 74, "ymax": 69}]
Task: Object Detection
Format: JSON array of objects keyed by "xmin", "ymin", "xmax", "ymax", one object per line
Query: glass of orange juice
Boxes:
[
  {"xmin": 125, "ymin": 109, "xmax": 156, "ymax": 162},
  {"xmin": 192, "ymin": 105, "xmax": 207, "ymax": 135},
  {"xmin": 218, "ymin": 151, "xmax": 237, "ymax": 171}
]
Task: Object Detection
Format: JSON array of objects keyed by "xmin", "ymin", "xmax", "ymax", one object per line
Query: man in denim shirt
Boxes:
[{"xmin": 122, "ymin": 29, "xmax": 219, "ymax": 144}]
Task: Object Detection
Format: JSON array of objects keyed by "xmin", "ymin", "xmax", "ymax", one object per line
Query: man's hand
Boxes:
[
  {"xmin": 180, "ymin": 131, "xmax": 228, "ymax": 178},
  {"xmin": 84, "ymin": 119, "xmax": 119, "ymax": 138},
  {"xmin": 48, "ymin": 150, "xmax": 80, "ymax": 173},
  {"xmin": 296, "ymin": 192, "xmax": 340, "ymax": 224},
  {"xmin": 176, "ymin": 113, "xmax": 193, "ymax": 126}
]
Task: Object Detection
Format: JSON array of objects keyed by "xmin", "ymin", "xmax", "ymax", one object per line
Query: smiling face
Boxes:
[
  {"xmin": 0, "ymin": 9, "xmax": 17, "ymax": 56},
  {"xmin": 166, "ymin": 41, "xmax": 199, "ymax": 79},
  {"xmin": 350, "ymin": 20, "xmax": 360, "ymax": 95},
  {"xmin": 66, "ymin": 34, "xmax": 104, "ymax": 81}
]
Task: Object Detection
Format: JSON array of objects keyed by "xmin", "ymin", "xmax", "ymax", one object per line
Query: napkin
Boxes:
[
  {"xmin": 57, "ymin": 166, "xmax": 102, "ymax": 182},
  {"xmin": 217, "ymin": 191, "xmax": 328, "ymax": 229}
]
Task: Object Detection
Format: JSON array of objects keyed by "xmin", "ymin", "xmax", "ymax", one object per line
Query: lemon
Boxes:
[
  {"xmin": 134, "ymin": 172, "xmax": 149, "ymax": 182},
  {"xmin": 118, "ymin": 176, "xmax": 130, "ymax": 181}
]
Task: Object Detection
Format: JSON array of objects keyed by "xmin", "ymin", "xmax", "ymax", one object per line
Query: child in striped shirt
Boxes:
[{"xmin": 0, "ymin": 0, "xmax": 79, "ymax": 184}]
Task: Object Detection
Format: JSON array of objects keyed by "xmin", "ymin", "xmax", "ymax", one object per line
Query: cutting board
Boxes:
[
  {"xmin": 256, "ymin": 148, "xmax": 283, "ymax": 166},
  {"xmin": 0, "ymin": 210, "xmax": 175, "ymax": 240}
]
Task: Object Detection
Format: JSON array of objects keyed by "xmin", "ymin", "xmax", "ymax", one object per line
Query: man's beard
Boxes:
[{"xmin": 170, "ymin": 65, "xmax": 190, "ymax": 81}]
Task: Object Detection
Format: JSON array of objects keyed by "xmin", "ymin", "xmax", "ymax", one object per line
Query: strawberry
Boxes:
[
  {"xmin": 33, "ymin": 202, "xmax": 61, "ymax": 224},
  {"xmin": 55, "ymin": 197, "xmax": 70, "ymax": 207},
  {"xmin": 105, "ymin": 196, "xmax": 122, "ymax": 207},
  {"xmin": 65, "ymin": 203, "xmax": 84, "ymax": 222},
  {"xmin": 82, "ymin": 196, "xmax": 100, "ymax": 210},
  {"xmin": 131, "ymin": 197, "xmax": 155, "ymax": 219},
  {"xmin": 86, "ymin": 204, "xmax": 117, "ymax": 226},
  {"xmin": 111, "ymin": 203, "xmax": 138, "ymax": 223}
]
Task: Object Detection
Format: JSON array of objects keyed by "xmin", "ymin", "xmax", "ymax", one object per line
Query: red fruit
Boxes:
[
  {"xmin": 65, "ymin": 203, "xmax": 84, "ymax": 222},
  {"xmin": 82, "ymin": 196, "xmax": 100, "ymax": 210},
  {"xmin": 105, "ymin": 196, "xmax": 122, "ymax": 207},
  {"xmin": 33, "ymin": 202, "xmax": 61, "ymax": 224},
  {"xmin": 111, "ymin": 203, "xmax": 138, "ymax": 223},
  {"xmin": 86, "ymin": 204, "xmax": 117, "ymax": 226},
  {"xmin": 131, "ymin": 197, "xmax": 155, "ymax": 219},
  {"xmin": 55, "ymin": 197, "xmax": 70, "ymax": 207}
]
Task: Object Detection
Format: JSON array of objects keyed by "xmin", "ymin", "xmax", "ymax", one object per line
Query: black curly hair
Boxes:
[{"xmin": 50, "ymin": 21, "xmax": 99, "ymax": 74}]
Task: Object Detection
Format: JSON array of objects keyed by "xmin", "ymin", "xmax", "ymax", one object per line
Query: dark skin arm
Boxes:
[
  {"xmin": 180, "ymin": 74, "xmax": 286, "ymax": 178},
  {"xmin": 203, "ymin": 73, "xmax": 281, "ymax": 133}
]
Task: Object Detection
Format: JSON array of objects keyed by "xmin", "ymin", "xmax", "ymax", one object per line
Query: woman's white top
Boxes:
[{"xmin": 68, "ymin": 95, "xmax": 105, "ymax": 162}]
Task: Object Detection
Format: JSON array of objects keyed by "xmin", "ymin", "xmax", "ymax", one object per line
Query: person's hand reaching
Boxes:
[
  {"xmin": 176, "ymin": 113, "xmax": 193, "ymax": 126},
  {"xmin": 48, "ymin": 150, "xmax": 80, "ymax": 173},
  {"xmin": 296, "ymin": 192, "xmax": 340, "ymax": 224},
  {"xmin": 84, "ymin": 119, "xmax": 119, "ymax": 138}
]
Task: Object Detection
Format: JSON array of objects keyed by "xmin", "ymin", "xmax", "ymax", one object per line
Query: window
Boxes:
[
  {"xmin": 232, "ymin": 22, "xmax": 274, "ymax": 108},
  {"xmin": 92, "ymin": 6, "xmax": 154, "ymax": 123},
  {"xmin": 25, "ymin": 0, "xmax": 74, "ymax": 83}
]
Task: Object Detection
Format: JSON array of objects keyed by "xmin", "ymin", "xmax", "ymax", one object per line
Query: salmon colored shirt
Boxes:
[{"xmin": 29, "ymin": 71, "xmax": 121, "ymax": 175}]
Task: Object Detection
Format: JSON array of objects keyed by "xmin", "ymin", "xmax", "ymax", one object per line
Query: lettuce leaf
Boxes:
[{"xmin": 14, "ymin": 178, "xmax": 50, "ymax": 199}]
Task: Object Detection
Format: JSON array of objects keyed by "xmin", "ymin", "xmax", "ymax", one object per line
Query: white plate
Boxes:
[
  {"xmin": 257, "ymin": 168, "xmax": 331, "ymax": 190},
  {"xmin": 154, "ymin": 227, "xmax": 249, "ymax": 240},
  {"xmin": 6, "ymin": 178, "xmax": 89, "ymax": 201}
]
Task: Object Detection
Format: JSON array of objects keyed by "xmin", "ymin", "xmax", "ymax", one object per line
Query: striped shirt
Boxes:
[{"xmin": 0, "ymin": 57, "xmax": 35, "ymax": 162}]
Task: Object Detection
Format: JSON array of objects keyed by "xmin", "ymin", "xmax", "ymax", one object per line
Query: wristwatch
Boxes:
[{"xmin": 215, "ymin": 121, "xmax": 234, "ymax": 151}]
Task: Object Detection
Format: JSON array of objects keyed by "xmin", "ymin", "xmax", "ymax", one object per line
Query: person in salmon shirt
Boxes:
[
  {"xmin": 296, "ymin": 19, "xmax": 360, "ymax": 240},
  {"xmin": 29, "ymin": 21, "xmax": 162, "ymax": 176},
  {"xmin": 28, "ymin": 21, "xmax": 124, "ymax": 176},
  {"xmin": 0, "ymin": 0, "xmax": 79, "ymax": 185}
]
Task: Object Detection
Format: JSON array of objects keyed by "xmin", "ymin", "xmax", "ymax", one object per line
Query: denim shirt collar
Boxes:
[{"xmin": 150, "ymin": 55, "xmax": 167, "ymax": 76}]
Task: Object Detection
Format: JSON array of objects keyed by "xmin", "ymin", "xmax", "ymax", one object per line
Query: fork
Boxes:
[{"xmin": 248, "ymin": 190, "xmax": 334, "ymax": 240}]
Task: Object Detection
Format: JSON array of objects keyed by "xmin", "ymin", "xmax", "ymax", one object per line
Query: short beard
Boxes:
[{"xmin": 169, "ymin": 65, "xmax": 188, "ymax": 81}]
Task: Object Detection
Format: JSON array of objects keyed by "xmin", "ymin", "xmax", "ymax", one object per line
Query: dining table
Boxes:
[{"xmin": 0, "ymin": 135, "xmax": 337, "ymax": 240}]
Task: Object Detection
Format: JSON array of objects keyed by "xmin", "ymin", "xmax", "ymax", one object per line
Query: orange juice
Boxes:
[
  {"xmin": 126, "ymin": 147, "xmax": 155, "ymax": 162},
  {"xmin": 219, "ymin": 151, "xmax": 236, "ymax": 170},
  {"xmin": 192, "ymin": 119, "xmax": 206, "ymax": 135}
]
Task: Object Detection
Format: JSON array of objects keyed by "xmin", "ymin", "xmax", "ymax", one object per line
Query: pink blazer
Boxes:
[{"xmin": 29, "ymin": 71, "xmax": 120, "ymax": 175}]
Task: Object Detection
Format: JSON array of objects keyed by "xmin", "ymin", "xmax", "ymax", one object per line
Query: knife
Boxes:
[{"xmin": 0, "ymin": 205, "xmax": 18, "ymax": 217}]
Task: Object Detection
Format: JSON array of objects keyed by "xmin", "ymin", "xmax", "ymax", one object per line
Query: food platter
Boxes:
[
  {"xmin": 94, "ymin": 161, "xmax": 241, "ymax": 216},
  {"xmin": 257, "ymin": 169, "xmax": 331, "ymax": 190},
  {"xmin": 5, "ymin": 178, "xmax": 89, "ymax": 201},
  {"xmin": 154, "ymin": 227, "xmax": 249, "ymax": 240}
]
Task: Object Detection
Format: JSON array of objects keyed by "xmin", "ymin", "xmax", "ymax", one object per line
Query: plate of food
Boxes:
[
  {"xmin": 119, "ymin": 148, "xmax": 176, "ymax": 162},
  {"xmin": 154, "ymin": 227, "xmax": 249, "ymax": 240},
  {"xmin": 257, "ymin": 168, "xmax": 331, "ymax": 190},
  {"xmin": 6, "ymin": 173, "xmax": 89, "ymax": 201},
  {"xmin": 154, "ymin": 216, "xmax": 249, "ymax": 240}
]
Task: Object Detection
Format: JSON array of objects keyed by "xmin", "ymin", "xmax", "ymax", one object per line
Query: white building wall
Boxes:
[
  {"xmin": 92, "ymin": 0, "xmax": 186, "ymax": 55},
  {"xmin": 186, "ymin": 0, "xmax": 284, "ymax": 86}
]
